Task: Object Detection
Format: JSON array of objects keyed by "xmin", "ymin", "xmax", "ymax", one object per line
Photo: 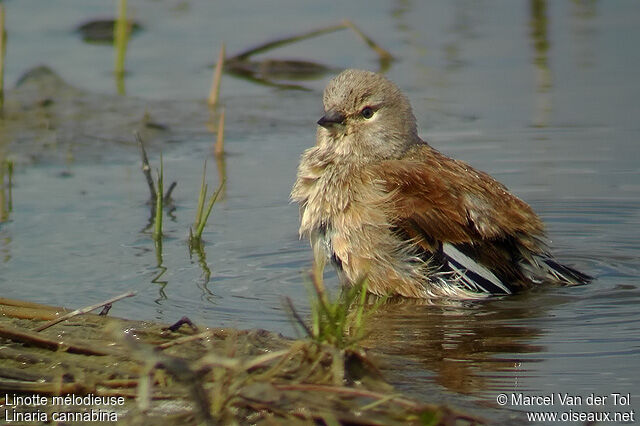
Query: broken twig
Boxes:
[
  {"xmin": 228, "ymin": 20, "xmax": 392, "ymax": 64},
  {"xmin": 34, "ymin": 291, "xmax": 136, "ymax": 332},
  {"xmin": 136, "ymin": 132, "xmax": 157, "ymax": 202}
]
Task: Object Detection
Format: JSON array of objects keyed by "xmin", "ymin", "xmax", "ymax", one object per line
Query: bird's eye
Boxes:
[{"xmin": 361, "ymin": 107, "xmax": 374, "ymax": 119}]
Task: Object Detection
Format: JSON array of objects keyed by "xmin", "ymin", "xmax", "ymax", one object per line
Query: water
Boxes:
[{"xmin": 1, "ymin": 0, "xmax": 638, "ymax": 422}]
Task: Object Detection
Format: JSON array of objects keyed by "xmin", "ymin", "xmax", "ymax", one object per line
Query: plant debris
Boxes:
[{"xmin": 0, "ymin": 297, "xmax": 483, "ymax": 425}]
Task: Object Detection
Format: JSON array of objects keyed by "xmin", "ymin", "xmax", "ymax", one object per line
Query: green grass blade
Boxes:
[
  {"xmin": 194, "ymin": 160, "xmax": 207, "ymax": 229},
  {"xmin": 194, "ymin": 178, "xmax": 225, "ymax": 239},
  {"xmin": 353, "ymin": 279, "xmax": 369, "ymax": 333}
]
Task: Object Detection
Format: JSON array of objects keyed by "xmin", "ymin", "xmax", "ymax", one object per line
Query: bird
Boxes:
[{"xmin": 291, "ymin": 69, "xmax": 591, "ymax": 299}]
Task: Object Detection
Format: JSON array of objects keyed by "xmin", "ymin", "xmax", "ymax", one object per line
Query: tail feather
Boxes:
[
  {"xmin": 439, "ymin": 243, "xmax": 591, "ymax": 295},
  {"xmin": 520, "ymin": 251, "xmax": 592, "ymax": 286},
  {"xmin": 540, "ymin": 257, "xmax": 592, "ymax": 285}
]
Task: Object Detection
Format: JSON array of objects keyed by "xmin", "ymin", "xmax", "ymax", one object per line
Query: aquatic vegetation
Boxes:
[
  {"xmin": 308, "ymin": 271, "xmax": 370, "ymax": 349},
  {"xmin": 136, "ymin": 133, "xmax": 177, "ymax": 234},
  {"xmin": 189, "ymin": 161, "xmax": 225, "ymax": 246},
  {"xmin": 286, "ymin": 264, "xmax": 387, "ymax": 352}
]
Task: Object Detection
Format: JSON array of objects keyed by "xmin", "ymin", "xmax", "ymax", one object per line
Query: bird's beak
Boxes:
[{"xmin": 317, "ymin": 109, "xmax": 345, "ymax": 129}]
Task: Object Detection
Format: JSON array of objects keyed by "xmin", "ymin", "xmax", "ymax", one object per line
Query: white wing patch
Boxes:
[{"xmin": 442, "ymin": 243, "xmax": 512, "ymax": 294}]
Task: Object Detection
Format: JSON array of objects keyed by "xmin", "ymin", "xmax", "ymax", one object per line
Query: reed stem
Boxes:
[{"xmin": 208, "ymin": 43, "xmax": 225, "ymax": 107}]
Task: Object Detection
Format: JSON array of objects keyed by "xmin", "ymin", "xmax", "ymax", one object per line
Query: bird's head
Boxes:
[{"xmin": 317, "ymin": 69, "xmax": 419, "ymax": 160}]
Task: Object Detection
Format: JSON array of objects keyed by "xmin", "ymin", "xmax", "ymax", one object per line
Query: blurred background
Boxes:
[{"xmin": 0, "ymin": 0, "xmax": 638, "ymax": 419}]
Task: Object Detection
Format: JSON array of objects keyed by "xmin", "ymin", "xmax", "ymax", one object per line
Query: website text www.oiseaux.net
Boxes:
[{"xmin": 496, "ymin": 392, "xmax": 635, "ymax": 423}]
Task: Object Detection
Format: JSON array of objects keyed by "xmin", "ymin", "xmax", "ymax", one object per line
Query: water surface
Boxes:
[{"xmin": 1, "ymin": 0, "xmax": 638, "ymax": 422}]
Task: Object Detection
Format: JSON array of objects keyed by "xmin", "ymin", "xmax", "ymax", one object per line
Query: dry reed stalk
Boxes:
[
  {"xmin": 0, "ymin": 305, "xmax": 67, "ymax": 321},
  {"xmin": 208, "ymin": 43, "xmax": 225, "ymax": 107},
  {"xmin": 0, "ymin": 324, "xmax": 116, "ymax": 356},
  {"xmin": 0, "ymin": 297, "xmax": 66, "ymax": 310},
  {"xmin": 341, "ymin": 19, "xmax": 393, "ymax": 61}
]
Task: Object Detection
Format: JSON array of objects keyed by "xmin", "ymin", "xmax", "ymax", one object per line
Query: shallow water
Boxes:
[{"xmin": 1, "ymin": 0, "xmax": 639, "ymax": 422}]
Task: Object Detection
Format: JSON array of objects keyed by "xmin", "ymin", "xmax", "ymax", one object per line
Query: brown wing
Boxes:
[
  {"xmin": 374, "ymin": 144, "xmax": 547, "ymax": 289},
  {"xmin": 377, "ymin": 144, "xmax": 544, "ymax": 244}
]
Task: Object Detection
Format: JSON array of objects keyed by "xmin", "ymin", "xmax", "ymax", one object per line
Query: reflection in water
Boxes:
[
  {"xmin": 363, "ymin": 295, "xmax": 550, "ymax": 395},
  {"xmin": 444, "ymin": 1, "xmax": 478, "ymax": 72},
  {"xmin": 152, "ymin": 239, "xmax": 168, "ymax": 302},
  {"xmin": 530, "ymin": 0, "xmax": 553, "ymax": 127},
  {"xmin": 0, "ymin": 154, "xmax": 11, "ymax": 262},
  {"xmin": 390, "ymin": 0, "xmax": 410, "ymax": 33},
  {"xmin": 0, "ymin": 156, "xmax": 12, "ymax": 222},
  {"xmin": 570, "ymin": 0, "xmax": 598, "ymax": 68},
  {"xmin": 0, "ymin": 234, "xmax": 9, "ymax": 264},
  {"xmin": 190, "ymin": 239, "xmax": 217, "ymax": 303}
]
